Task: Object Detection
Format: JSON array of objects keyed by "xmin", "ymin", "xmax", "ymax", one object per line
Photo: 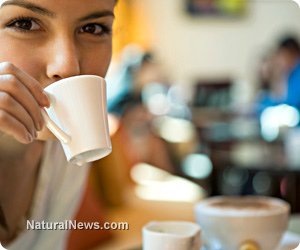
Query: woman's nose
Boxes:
[{"xmin": 46, "ymin": 37, "xmax": 80, "ymax": 80}]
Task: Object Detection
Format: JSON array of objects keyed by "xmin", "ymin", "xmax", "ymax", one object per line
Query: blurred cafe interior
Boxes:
[{"xmin": 67, "ymin": 0, "xmax": 300, "ymax": 249}]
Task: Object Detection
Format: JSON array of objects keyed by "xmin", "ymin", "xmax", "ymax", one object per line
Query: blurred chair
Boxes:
[
  {"xmin": 90, "ymin": 119, "xmax": 139, "ymax": 207},
  {"xmin": 193, "ymin": 79, "xmax": 233, "ymax": 109}
]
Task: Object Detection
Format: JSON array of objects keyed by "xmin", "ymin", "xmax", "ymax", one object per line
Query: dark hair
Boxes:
[{"xmin": 278, "ymin": 36, "xmax": 300, "ymax": 55}]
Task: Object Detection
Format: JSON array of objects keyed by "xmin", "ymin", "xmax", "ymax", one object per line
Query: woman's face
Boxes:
[
  {"xmin": 0, "ymin": 0, "xmax": 115, "ymax": 140},
  {"xmin": 0, "ymin": 0, "xmax": 115, "ymax": 83}
]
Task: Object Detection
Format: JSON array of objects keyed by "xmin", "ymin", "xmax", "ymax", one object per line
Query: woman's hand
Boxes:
[{"xmin": 0, "ymin": 62, "xmax": 50, "ymax": 144}]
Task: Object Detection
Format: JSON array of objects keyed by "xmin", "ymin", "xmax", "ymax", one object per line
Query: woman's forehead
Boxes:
[{"xmin": 0, "ymin": 0, "xmax": 116, "ymax": 13}]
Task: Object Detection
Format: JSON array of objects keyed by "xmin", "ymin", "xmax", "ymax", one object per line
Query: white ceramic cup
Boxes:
[
  {"xmin": 142, "ymin": 221, "xmax": 201, "ymax": 250},
  {"xmin": 42, "ymin": 75, "xmax": 112, "ymax": 165},
  {"xmin": 195, "ymin": 196, "xmax": 290, "ymax": 250}
]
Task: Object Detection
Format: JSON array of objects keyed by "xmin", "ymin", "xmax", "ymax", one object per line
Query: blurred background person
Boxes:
[
  {"xmin": 255, "ymin": 51, "xmax": 286, "ymax": 115},
  {"xmin": 278, "ymin": 36, "xmax": 300, "ymax": 110},
  {"xmin": 256, "ymin": 36, "xmax": 300, "ymax": 114}
]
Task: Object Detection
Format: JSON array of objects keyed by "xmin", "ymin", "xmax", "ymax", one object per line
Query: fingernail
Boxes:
[
  {"xmin": 31, "ymin": 129, "xmax": 37, "ymax": 138},
  {"xmin": 37, "ymin": 120, "xmax": 44, "ymax": 131},
  {"xmin": 36, "ymin": 123, "xmax": 41, "ymax": 131},
  {"xmin": 33, "ymin": 130, "xmax": 37, "ymax": 138},
  {"xmin": 42, "ymin": 91, "xmax": 50, "ymax": 107},
  {"xmin": 27, "ymin": 133, "xmax": 33, "ymax": 143}
]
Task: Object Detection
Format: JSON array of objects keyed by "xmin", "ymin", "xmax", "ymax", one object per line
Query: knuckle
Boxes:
[
  {"xmin": 0, "ymin": 92, "xmax": 13, "ymax": 106},
  {"xmin": 5, "ymin": 74, "xmax": 19, "ymax": 90},
  {"xmin": 0, "ymin": 62, "xmax": 16, "ymax": 74},
  {"xmin": 0, "ymin": 110, "xmax": 8, "ymax": 123}
]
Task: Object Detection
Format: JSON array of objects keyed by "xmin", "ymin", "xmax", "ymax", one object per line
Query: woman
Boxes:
[{"xmin": 0, "ymin": 0, "xmax": 116, "ymax": 249}]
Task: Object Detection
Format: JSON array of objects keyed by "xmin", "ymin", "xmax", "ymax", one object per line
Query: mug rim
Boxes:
[
  {"xmin": 143, "ymin": 220, "xmax": 201, "ymax": 238},
  {"xmin": 44, "ymin": 74, "xmax": 105, "ymax": 91},
  {"xmin": 195, "ymin": 196, "xmax": 290, "ymax": 217}
]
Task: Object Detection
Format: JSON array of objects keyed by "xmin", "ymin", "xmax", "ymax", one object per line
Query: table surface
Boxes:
[
  {"xmin": 94, "ymin": 190, "xmax": 196, "ymax": 250},
  {"xmin": 92, "ymin": 188, "xmax": 300, "ymax": 250}
]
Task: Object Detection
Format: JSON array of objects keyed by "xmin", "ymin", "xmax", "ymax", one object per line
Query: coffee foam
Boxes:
[{"xmin": 196, "ymin": 196, "xmax": 289, "ymax": 216}]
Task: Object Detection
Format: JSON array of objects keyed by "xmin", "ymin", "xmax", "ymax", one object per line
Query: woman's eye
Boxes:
[
  {"xmin": 7, "ymin": 18, "xmax": 40, "ymax": 31},
  {"xmin": 80, "ymin": 23, "xmax": 110, "ymax": 36}
]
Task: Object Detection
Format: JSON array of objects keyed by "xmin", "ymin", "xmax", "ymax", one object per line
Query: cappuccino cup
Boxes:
[
  {"xmin": 195, "ymin": 196, "xmax": 290, "ymax": 250},
  {"xmin": 42, "ymin": 75, "xmax": 112, "ymax": 165},
  {"xmin": 142, "ymin": 221, "xmax": 201, "ymax": 250}
]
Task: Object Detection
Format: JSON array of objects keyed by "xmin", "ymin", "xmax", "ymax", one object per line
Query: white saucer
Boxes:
[
  {"xmin": 200, "ymin": 231, "xmax": 300, "ymax": 250},
  {"xmin": 278, "ymin": 231, "xmax": 300, "ymax": 250}
]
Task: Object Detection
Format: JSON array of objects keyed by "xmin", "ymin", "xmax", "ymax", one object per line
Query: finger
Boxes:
[
  {"xmin": 0, "ymin": 62, "xmax": 49, "ymax": 107},
  {"xmin": 0, "ymin": 75, "xmax": 44, "ymax": 131},
  {"xmin": 0, "ymin": 110, "xmax": 33, "ymax": 144},
  {"xmin": 0, "ymin": 92, "xmax": 37, "ymax": 138}
]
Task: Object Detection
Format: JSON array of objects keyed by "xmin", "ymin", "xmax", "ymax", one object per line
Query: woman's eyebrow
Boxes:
[
  {"xmin": 1, "ymin": 0, "xmax": 56, "ymax": 18},
  {"xmin": 79, "ymin": 10, "xmax": 115, "ymax": 22}
]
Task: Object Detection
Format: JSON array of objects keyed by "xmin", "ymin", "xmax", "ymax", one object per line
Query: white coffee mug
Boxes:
[
  {"xmin": 142, "ymin": 221, "xmax": 201, "ymax": 250},
  {"xmin": 42, "ymin": 75, "xmax": 112, "ymax": 165},
  {"xmin": 195, "ymin": 196, "xmax": 290, "ymax": 250}
]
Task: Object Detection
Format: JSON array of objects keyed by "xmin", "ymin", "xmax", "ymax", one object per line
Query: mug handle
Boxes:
[{"xmin": 41, "ymin": 108, "xmax": 71, "ymax": 144}]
